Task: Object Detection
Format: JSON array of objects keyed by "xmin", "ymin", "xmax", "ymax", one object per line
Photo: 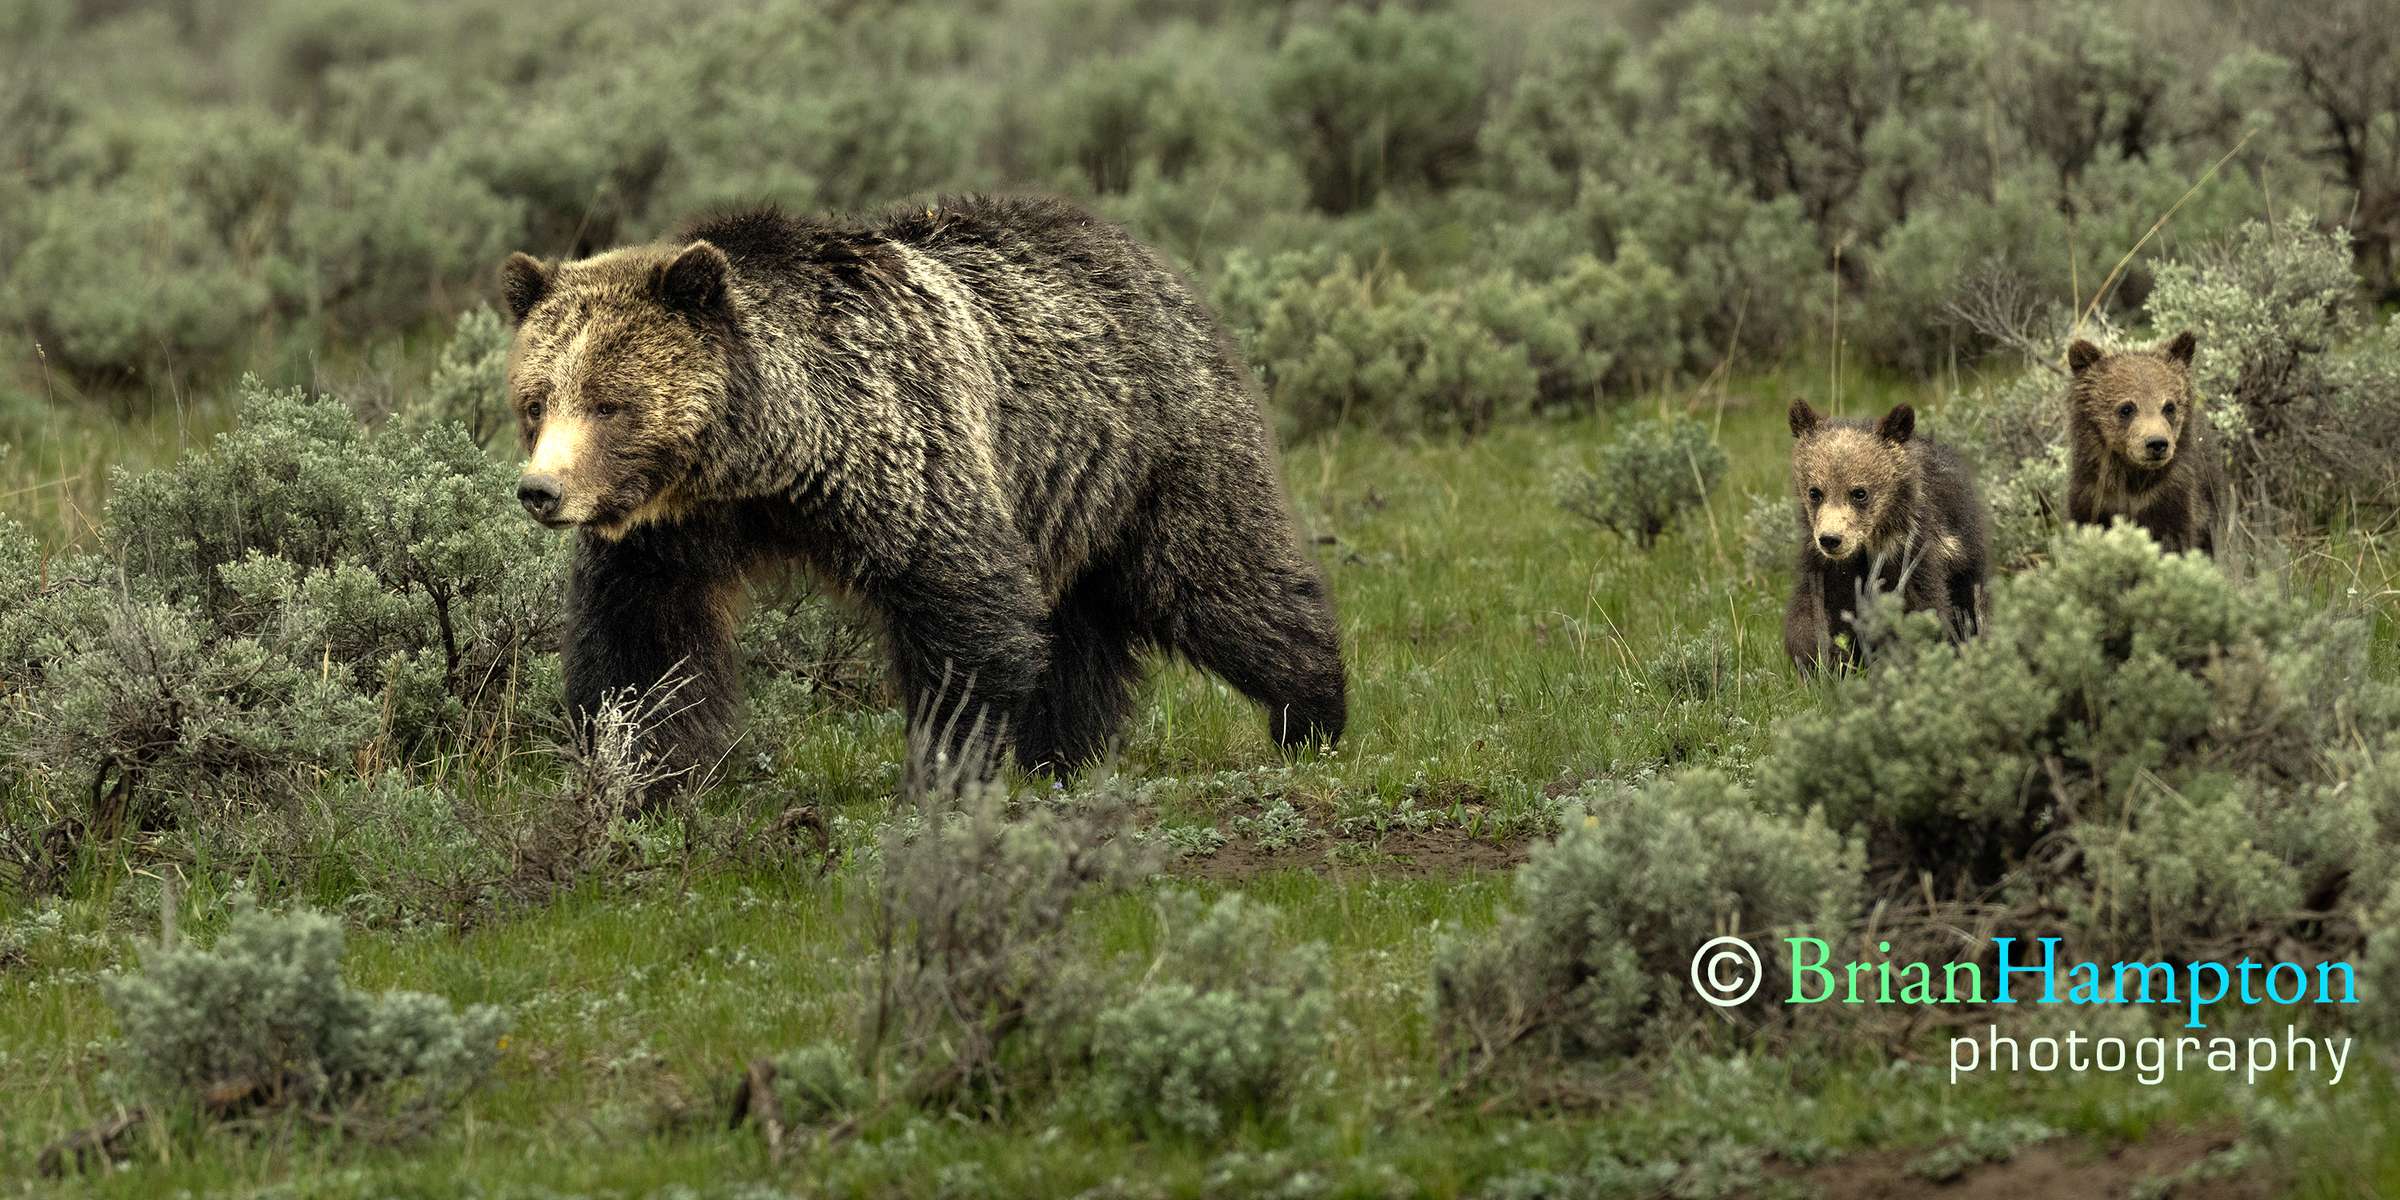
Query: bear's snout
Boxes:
[
  {"xmin": 2142, "ymin": 437, "xmax": 2171, "ymax": 462},
  {"xmin": 518, "ymin": 475, "xmax": 566, "ymax": 525}
]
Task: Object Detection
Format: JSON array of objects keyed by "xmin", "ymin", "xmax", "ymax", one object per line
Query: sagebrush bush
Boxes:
[
  {"xmin": 2145, "ymin": 216, "xmax": 2400, "ymax": 519},
  {"xmin": 1759, "ymin": 524, "xmax": 2400, "ymax": 961},
  {"xmin": 1649, "ymin": 0, "xmax": 1987, "ymax": 253},
  {"xmin": 102, "ymin": 381, "xmax": 564, "ymax": 748},
  {"xmin": 104, "ymin": 896, "xmax": 505, "ymax": 1126},
  {"xmin": 1571, "ymin": 161, "xmax": 1826, "ymax": 369},
  {"xmin": 0, "ymin": 380, "xmax": 564, "ymax": 825},
  {"xmin": 1093, "ymin": 892, "xmax": 1329, "ymax": 1139},
  {"xmin": 1433, "ymin": 773, "xmax": 1863, "ymax": 1075},
  {"xmin": 8, "ymin": 183, "xmax": 271, "ymax": 383},
  {"xmin": 856, "ymin": 759, "xmax": 1153, "ymax": 1112},
  {"xmin": 1248, "ymin": 258, "xmax": 1539, "ymax": 438},
  {"xmin": 1266, "ymin": 6, "xmax": 1484, "ymax": 214},
  {"xmin": 769, "ymin": 1040, "xmax": 871, "ymax": 1124},
  {"xmin": 1555, "ymin": 417, "xmax": 1727, "ymax": 547},
  {"xmin": 406, "ymin": 304, "xmax": 513, "ymax": 446}
]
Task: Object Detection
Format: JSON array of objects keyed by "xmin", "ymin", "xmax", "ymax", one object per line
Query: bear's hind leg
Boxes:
[
  {"xmin": 1146, "ymin": 535, "xmax": 1346, "ymax": 752},
  {"xmin": 1011, "ymin": 569, "xmax": 1143, "ymax": 775}
]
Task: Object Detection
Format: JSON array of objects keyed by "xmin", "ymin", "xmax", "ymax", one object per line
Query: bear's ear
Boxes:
[
  {"xmin": 501, "ymin": 253, "xmax": 552, "ymax": 324},
  {"xmin": 655, "ymin": 240, "xmax": 731, "ymax": 316},
  {"xmin": 2163, "ymin": 329, "xmax": 2196, "ymax": 366},
  {"xmin": 2067, "ymin": 339, "xmax": 2104, "ymax": 376},
  {"xmin": 1788, "ymin": 398, "xmax": 1822, "ymax": 440},
  {"xmin": 1876, "ymin": 403, "xmax": 1915, "ymax": 445}
]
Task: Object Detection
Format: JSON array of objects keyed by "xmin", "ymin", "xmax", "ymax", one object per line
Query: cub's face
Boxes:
[
  {"xmin": 1788, "ymin": 400, "xmax": 1914, "ymax": 563},
  {"xmin": 2068, "ymin": 331, "xmax": 2197, "ymax": 472},
  {"xmin": 500, "ymin": 240, "xmax": 734, "ymax": 538}
]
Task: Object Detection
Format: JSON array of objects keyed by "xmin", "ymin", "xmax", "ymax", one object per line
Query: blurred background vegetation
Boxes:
[{"xmin": 1, "ymin": 0, "xmax": 2393, "ymax": 440}]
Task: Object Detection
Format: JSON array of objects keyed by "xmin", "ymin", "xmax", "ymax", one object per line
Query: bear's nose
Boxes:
[
  {"xmin": 2143, "ymin": 437, "xmax": 2170, "ymax": 459},
  {"xmin": 518, "ymin": 476, "xmax": 564, "ymax": 522},
  {"xmin": 1817, "ymin": 534, "xmax": 1843, "ymax": 554}
]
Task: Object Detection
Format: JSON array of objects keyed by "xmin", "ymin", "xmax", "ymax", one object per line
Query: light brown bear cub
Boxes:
[
  {"xmin": 1782, "ymin": 401, "xmax": 1991, "ymax": 672},
  {"xmin": 2065, "ymin": 332, "xmax": 2223, "ymax": 556}
]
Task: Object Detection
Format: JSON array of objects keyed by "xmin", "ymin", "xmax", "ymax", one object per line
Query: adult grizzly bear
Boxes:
[
  {"xmin": 2065, "ymin": 332, "xmax": 2224, "ymax": 556},
  {"xmin": 1781, "ymin": 400, "xmax": 1990, "ymax": 673},
  {"xmin": 499, "ymin": 195, "xmax": 1347, "ymax": 781}
]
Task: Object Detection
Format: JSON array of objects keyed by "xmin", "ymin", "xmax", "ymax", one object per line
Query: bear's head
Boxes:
[
  {"xmin": 1788, "ymin": 399, "xmax": 1916, "ymax": 563},
  {"xmin": 2066, "ymin": 331, "xmax": 2198, "ymax": 473},
  {"xmin": 499, "ymin": 240, "xmax": 735, "ymax": 538}
]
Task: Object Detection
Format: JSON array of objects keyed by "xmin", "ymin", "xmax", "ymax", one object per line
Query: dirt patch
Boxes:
[
  {"xmin": 1790, "ymin": 1126, "xmax": 2271, "ymax": 1200},
  {"xmin": 1172, "ymin": 826, "xmax": 1530, "ymax": 881}
]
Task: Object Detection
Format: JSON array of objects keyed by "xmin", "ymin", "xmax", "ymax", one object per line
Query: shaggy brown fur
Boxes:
[
  {"xmin": 2065, "ymin": 332, "xmax": 2223, "ymax": 556},
  {"xmin": 501, "ymin": 195, "xmax": 1346, "ymax": 781},
  {"xmin": 1781, "ymin": 400, "xmax": 1991, "ymax": 672}
]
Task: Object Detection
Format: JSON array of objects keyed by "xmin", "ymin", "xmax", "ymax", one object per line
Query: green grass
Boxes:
[{"xmin": 5, "ymin": 364, "xmax": 2399, "ymax": 1197}]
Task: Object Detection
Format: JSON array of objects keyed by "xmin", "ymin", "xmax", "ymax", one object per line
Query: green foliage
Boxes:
[
  {"xmin": 2145, "ymin": 215, "xmax": 2400, "ymax": 517},
  {"xmin": 103, "ymin": 381, "xmax": 565, "ymax": 749},
  {"xmin": 0, "ymin": 380, "xmax": 563, "ymax": 823},
  {"xmin": 856, "ymin": 771, "xmax": 1152, "ymax": 1112},
  {"xmin": 1266, "ymin": 6, "xmax": 1485, "ymax": 213},
  {"xmin": 1761, "ymin": 524, "xmax": 2400, "ymax": 959},
  {"xmin": 1573, "ymin": 163, "xmax": 1826, "ymax": 369},
  {"xmin": 1433, "ymin": 773, "xmax": 1863, "ymax": 1072},
  {"xmin": 1092, "ymin": 892, "xmax": 1329, "ymax": 1139},
  {"xmin": 771, "ymin": 1040, "xmax": 871, "ymax": 1124},
  {"xmin": 1247, "ymin": 258, "xmax": 1539, "ymax": 438},
  {"xmin": 1031, "ymin": 27, "xmax": 1260, "ymax": 197},
  {"xmin": 1996, "ymin": 7, "xmax": 2175, "ymax": 188},
  {"xmin": 104, "ymin": 895, "xmax": 505, "ymax": 1124},
  {"xmin": 8, "ymin": 183, "xmax": 271, "ymax": 382},
  {"xmin": 1650, "ymin": 0, "xmax": 1987, "ymax": 251},
  {"xmin": 1477, "ymin": 32, "xmax": 1638, "ymax": 205},
  {"xmin": 408, "ymin": 304, "xmax": 514, "ymax": 447},
  {"xmin": 1556, "ymin": 417, "xmax": 1728, "ymax": 547}
]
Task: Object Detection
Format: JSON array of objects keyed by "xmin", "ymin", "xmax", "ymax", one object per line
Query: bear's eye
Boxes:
[
  {"xmin": 1848, "ymin": 487, "xmax": 1868, "ymax": 504},
  {"xmin": 594, "ymin": 401, "xmax": 621, "ymax": 419},
  {"xmin": 2161, "ymin": 403, "xmax": 2176, "ymax": 418},
  {"xmin": 524, "ymin": 400, "xmax": 544, "ymax": 423},
  {"xmin": 2116, "ymin": 402, "xmax": 2136, "ymax": 420},
  {"xmin": 1806, "ymin": 487, "xmax": 1823, "ymax": 505}
]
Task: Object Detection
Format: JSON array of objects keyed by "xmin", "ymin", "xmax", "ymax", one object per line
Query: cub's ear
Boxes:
[
  {"xmin": 2067, "ymin": 339, "xmax": 2104, "ymax": 375},
  {"xmin": 1876, "ymin": 403, "xmax": 1915, "ymax": 445},
  {"xmin": 501, "ymin": 252, "xmax": 552, "ymax": 324},
  {"xmin": 2163, "ymin": 329, "xmax": 2196, "ymax": 366},
  {"xmin": 1788, "ymin": 398, "xmax": 1822, "ymax": 439},
  {"xmin": 655, "ymin": 240, "xmax": 731, "ymax": 315}
]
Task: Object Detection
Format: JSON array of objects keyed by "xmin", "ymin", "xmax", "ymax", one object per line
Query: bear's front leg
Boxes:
[
  {"xmin": 876, "ymin": 550, "xmax": 1051, "ymax": 781},
  {"xmin": 564, "ymin": 522, "xmax": 747, "ymax": 794}
]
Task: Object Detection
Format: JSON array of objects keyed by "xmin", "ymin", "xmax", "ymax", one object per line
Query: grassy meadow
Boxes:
[
  {"xmin": 5, "ymin": 365, "xmax": 2400, "ymax": 1197},
  {"xmin": 8, "ymin": 0, "xmax": 2400, "ymax": 1196}
]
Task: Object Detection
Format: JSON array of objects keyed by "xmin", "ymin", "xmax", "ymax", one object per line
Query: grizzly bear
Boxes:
[
  {"xmin": 499, "ymin": 195, "xmax": 1347, "ymax": 781},
  {"xmin": 2065, "ymin": 332, "xmax": 2223, "ymax": 556},
  {"xmin": 1781, "ymin": 400, "xmax": 1991, "ymax": 672}
]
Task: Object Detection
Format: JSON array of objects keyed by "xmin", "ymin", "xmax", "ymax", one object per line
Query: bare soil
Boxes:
[{"xmin": 1790, "ymin": 1126, "xmax": 2273, "ymax": 1200}]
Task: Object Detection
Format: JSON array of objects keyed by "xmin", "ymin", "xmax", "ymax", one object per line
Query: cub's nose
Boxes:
[
  {"xmin": 1817, "ymin": 534, "xmax": 1843, "ymax": 554},
  {"xmin": 2143, "ymin": 437, "xmax": 2171, "ymax": 460},
  {"xmin": 517, "ymin": 475, "xmax": 564, "ymax": 522}
]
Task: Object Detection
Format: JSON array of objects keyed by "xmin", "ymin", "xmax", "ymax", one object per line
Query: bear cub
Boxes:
[
  {"xmin": 1782, "ymin": 400, "xmax": 1991, "ymax": 672},
  {"xmin": 2065, "ymin": 331, "xmax": 2223, "ymax": 556}
]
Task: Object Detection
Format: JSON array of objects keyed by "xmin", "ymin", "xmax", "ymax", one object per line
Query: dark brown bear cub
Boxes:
[
  {"xmin": 2065, "ymin": 332, "xmax": 2223, "ymax": 556},
  {"xmin": 1781, "ymin": 400, "xmax": 1991, "ymax": 672},
  {"xmin": 499, "ymin": 195, "xmax": 1346, "ymax": 783}
]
